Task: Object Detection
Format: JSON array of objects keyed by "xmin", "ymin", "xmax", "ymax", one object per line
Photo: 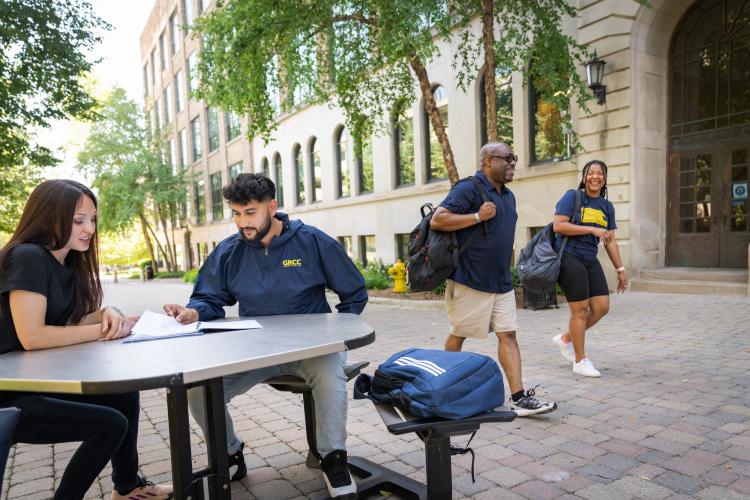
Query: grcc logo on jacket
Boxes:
[{"xmin": 282, "ymin": 258, "xmax": 303, "ymax": 268}]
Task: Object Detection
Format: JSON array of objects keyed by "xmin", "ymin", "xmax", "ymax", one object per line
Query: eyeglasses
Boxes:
[{"xmin": 488, "ymin": 153, "xmax": 518, "ymax": 163}]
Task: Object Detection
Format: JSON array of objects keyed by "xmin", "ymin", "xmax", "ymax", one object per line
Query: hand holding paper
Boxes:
[{"xmin": 163, "ymin": 304, "xmax": 199, "ymax": 324}]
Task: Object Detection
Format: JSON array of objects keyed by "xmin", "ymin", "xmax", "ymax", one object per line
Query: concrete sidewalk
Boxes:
[{"xmin": 3, "ymin": 282, "xmax": 749, "ymax": 499}]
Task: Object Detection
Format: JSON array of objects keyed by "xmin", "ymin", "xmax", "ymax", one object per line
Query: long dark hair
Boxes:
[
  {"xmin": 0, "ymin": 180, "xmax": 102, "ymax": 323},
  {"xmin": 578, "ymin": 160, "xmax": 608, "ymax": 198}
]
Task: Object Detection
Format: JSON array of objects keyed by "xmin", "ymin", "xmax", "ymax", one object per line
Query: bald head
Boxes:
[
  {"xmin": 480, "ymin": 142, "xmax": 516, "ymax": 187},
  {"xmin": 480, "ymin": 142, "xmax": 511, "ymax": 165}
]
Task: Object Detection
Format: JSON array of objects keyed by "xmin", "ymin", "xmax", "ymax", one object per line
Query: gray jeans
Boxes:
[{"xmin": 187, "ymin": 352, "xmax": 348, "ymax": 456}]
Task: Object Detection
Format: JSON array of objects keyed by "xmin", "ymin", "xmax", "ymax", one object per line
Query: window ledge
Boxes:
[
  {"xmin": 284, "ymin": 181, "xmax": 450, "ymax": 215},
  {"xmin": 515, "ymin": 159, "xmax": 578, "ymax": 180}
]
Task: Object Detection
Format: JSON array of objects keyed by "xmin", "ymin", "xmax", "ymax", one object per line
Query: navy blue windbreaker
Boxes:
[{"xmin": 187, "ymin": 213, "xmax": 367, "ymax": 320}]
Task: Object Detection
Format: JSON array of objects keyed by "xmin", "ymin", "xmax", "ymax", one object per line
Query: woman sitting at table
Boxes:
[{"xmin": 0, "ymin": 180, "xmax": 172, "ymax": 500}]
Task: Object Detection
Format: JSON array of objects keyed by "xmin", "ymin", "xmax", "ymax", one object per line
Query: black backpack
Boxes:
[
  {"xmin": 516, "ymin": 189, "xmax": 583, "ymax": 294},
  {"xmin": 406, "ymin": 177, "xmax": 489, "ymax": 292}
]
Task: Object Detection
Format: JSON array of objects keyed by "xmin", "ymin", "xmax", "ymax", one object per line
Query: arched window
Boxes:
[
  {"xmin": 672, "ymin": 0, "xmax": 750, "ymax": 136},
  {"xmin": 479, "ymin": 69, "xmax": 513, "ymax": 147},
  {"xmin": 393, "ymin": 107, "xmax": 415, "ymax": 186},
  {"xmin": 273, "ymin": 153, "xmax": 284, "ymax": 207},
  {"xmin": 529, "ymin": 72, "xmax": 566, "ymax": 163},
  {"xmin": 423, "ymin": 85, "xmax": 448, "ymax": 181},
  {"xmin": 308, "ymin": 137, "xmax": 322, "ymax": 202},
  {"xmin": 293, "ymin": 144, "xmax": 305, "ymax": 205},
  {"xmin": 260, "ymin": 157, "xmax": 270, "ymax": 177},
  {"xmin": 335, "ymin": 126, "xmax": 351, "ymax": 198},
  {"xmin": 355, "ymin": 132, "xmax": 373, "ymax": 194}
]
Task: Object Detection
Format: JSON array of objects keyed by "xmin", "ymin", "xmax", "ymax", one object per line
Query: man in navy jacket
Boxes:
[{"xmin": 164, "ymin": 173, "xmax": 366, "ymax": 499}]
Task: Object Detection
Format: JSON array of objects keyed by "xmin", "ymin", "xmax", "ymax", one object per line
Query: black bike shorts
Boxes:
[{"xmin": 557, "ymin": 251, "xmax": 609, "ymax": 302}]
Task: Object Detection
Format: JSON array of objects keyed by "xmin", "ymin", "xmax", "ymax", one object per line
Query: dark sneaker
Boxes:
[
  {"xmin": 509, "ymin": 386, "xmax": 557, "ymax": 417},
  {"xmin": 192, "ymin": 441, "xmax": 247, "ymax": 482},
  {"xmin": 228, "ymin": 442, "xmax": 247, "ymax": 481},
  {"xmin": 320, "ymin": 450, "xmax": 357, "ymax": 499}
]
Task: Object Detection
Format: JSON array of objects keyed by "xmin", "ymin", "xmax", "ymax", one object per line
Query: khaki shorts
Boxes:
[{"xmin": 445, "ymin": 279, "xmax": 518, "ymax": 339}]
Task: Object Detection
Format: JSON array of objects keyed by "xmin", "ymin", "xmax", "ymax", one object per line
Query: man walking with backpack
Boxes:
[{"xmin": 429, "ymin": 142, "xmax": 556, "ymax": 416}]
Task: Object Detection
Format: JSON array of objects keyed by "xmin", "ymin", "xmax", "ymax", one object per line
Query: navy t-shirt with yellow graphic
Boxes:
[{"xmin": 554, "ymin": 189, "xmax": 617, "ymax": 261}]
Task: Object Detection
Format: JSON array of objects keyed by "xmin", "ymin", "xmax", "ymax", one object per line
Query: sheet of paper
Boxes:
[
  {"xmin": 199, "ymin": 319, "xmax": 262, "ymax": 330},
  {"xmin": 130, "ymin": 310, "xmax": 201, "ymax": 337},
  {"xmin": 123, "ymin": 330, "xmax": 204, "ymax": 343},
  {"xmin": 124, "ymin": 311, "xmax": 261, "ymax": 343}
]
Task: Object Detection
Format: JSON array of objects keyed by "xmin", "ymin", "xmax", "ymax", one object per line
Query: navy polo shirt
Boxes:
[{"xmin": 439, "ymin": 171, "xmax": 517, "ymax": 294}]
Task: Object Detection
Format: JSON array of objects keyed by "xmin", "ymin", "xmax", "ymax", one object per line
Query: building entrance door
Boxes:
[
  {"xmin": 668, "ymin": 0, "xmax": 750, "ymax": 268},
  {"xmin": 668, "ymin": 143, "xmax": 750, "ymax": 267}
]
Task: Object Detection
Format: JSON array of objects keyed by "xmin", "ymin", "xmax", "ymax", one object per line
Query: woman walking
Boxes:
[
  {"xmin": 551, "ymin": 161, "xmax": 627, "ymax": 377},
  {"xmin": 0, "ymin": 180, "xmax": 172, "ymax": 499}
]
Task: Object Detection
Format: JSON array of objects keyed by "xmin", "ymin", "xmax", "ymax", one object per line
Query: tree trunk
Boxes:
[
  {"xmin": 482, "ymin": 0, "xmax": 498, "ymax": 143},
  {"xmin": 408, "ymin": 54, "xmax": 459, "ymax": 186},
  {"xmin": 169, "ymin": 202, "xmax": 179, "ymax": 271},
  {"xmin": 160, "ymin": 215, "xmax": 175, "ymax": 272},
  {"xmin": 142, "ymin": 215, "xmax": 169, "ymax": 274},
  {"xmin": 156, "ymin": 203, "xmax": 176, "ymax": 272},
  {"xmin": 138, "ymin": 213, "xmax": 160, "ymax": 273},
  {"xmin": 147, "ymin": 223, "xmax": 170, "ymax": 272}
]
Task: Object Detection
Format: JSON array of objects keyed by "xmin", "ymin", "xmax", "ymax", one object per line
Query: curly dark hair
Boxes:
[
  {"xmin": 222, "ymin": 173, "xmax": 276, "ymax": 204},
  {"xmin": 578, "ymin": 160, "xmax": 608, "ymax": 198}
]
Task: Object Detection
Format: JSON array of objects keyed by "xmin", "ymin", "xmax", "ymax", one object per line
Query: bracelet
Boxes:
[
  {"xmin": 473, "ymin": 212, "xmax": 481, "ymax": 223},
  {"xmin": 615, "ymin": 266, "xmax": 625, "ymax": 273}
]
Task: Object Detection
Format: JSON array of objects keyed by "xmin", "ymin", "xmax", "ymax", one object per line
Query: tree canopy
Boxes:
[
  {"xmin": 77, "ymin": 87, "xmax": 190, "ymax": 272},
  {"xmin": 0, "ymin": 0, "xmax": 107, "ymax": 231},
  {"xmin": 193, "ymin": 0, "xmax": 605, "ymax": 185},
  {"xmin": 452, "ymin": 0, "xmax": 591, "ymax": 147},
  {"xmin": 194, "ymin": 0, "xmax": 462, "ymax": 179}
]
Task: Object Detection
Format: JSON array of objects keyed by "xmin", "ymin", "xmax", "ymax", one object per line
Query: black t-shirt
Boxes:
[{"xmin": 0, "ymin": 244, "xmax": 76, "ymax": 355}]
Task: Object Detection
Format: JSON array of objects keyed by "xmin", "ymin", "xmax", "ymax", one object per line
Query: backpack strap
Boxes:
[
  {"xmin": 469, "ymin": 176, "xmax": 490, "ymax": 235},
  {"xmin": 446, "ymin": 176, "xmax": 492, "ymax": 268},
  {"xmin": 558, "ymin": 189, "xmax": 583, "ymax": 256},
  {"xmin": 455, "ymin": 176, "xmax": 489, "ymax": 254}
]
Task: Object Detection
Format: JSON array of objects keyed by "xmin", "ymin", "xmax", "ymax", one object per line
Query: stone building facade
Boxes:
[{"xmin": 140, "ymin": 0, "xmax": 750, "ymax": 284}]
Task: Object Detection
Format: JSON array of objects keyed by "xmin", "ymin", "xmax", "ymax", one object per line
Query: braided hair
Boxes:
[{"xmin": 578, "ymin": 160, "xmax": 608, "ymax": 199}]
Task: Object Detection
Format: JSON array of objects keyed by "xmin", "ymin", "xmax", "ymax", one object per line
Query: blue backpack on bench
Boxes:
[{"xmin": 354, "ymin": 348, "xmax": 505, "ymax": 420}]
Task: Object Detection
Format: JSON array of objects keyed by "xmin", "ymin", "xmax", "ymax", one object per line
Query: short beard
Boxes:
[{"xmin": 240, "ymin": 213, "xmax": 273, "ymax": 242}]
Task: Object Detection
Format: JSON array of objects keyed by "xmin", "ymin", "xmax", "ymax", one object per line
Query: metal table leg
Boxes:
[
  {"xmin": 202, "ymin": 378, "xmax": 230, "ymax": 499},
  {"xmin": 424, "ymin": 433, "xmax": 452, "ymax": 499},
  {"xmin": 166, "ymin": 384, "xmax": 201, "ymax": 500},
  {"xmin": 167, "ymin": 379, "xmax": 231, "ymax": 500}
]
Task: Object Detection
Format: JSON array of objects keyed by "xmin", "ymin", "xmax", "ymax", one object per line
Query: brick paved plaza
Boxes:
[{"xmin": 2, "ymin": 281, "xmax": 749, "ymax": 499}]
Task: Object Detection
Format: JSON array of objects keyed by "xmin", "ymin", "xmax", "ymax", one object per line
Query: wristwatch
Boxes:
[
  {"xmin": 473, "ymin": 212, "xmax": 481, "ymax": 223},
  {"xmin": 615, "ymin": 266, "xmax": 625, "ymax": 273}
]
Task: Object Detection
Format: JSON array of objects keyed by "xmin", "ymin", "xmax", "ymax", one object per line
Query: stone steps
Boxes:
[{"xmin": 631, "ymin": 267, "xmax": 748, "ymax": 296}]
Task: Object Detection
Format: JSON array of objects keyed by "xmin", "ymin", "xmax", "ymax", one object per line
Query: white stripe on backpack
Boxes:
[
  {"xmin": 394, "ymin": 357, "xmax": 446, "ymax": 376},
  {"xmin": 400, "ymin": 357, "xmax": 446, "ymax": 374}
]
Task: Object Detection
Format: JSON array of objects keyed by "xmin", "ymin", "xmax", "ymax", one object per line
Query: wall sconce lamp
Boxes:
[{"xmin": 585, "ymin": 51, "xmax": 607, "ymax": 104}]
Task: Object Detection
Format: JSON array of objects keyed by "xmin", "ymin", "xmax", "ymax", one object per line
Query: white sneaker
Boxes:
[
  {"xmin": 552, "ymin": 334, "xmax": 575, "ymax": 363},
  {"xmin": 573, "ymin": 358, "xmax": 601, "ymax": 377},
  {"xmin": 321, "ymin": 450, "xmax": 357, "ymax": 499}
]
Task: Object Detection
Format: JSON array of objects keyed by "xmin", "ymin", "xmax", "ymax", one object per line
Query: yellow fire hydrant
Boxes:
[{"xmin": 388, "ymin": 259, "xmax": 407, "ymax": 293}]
